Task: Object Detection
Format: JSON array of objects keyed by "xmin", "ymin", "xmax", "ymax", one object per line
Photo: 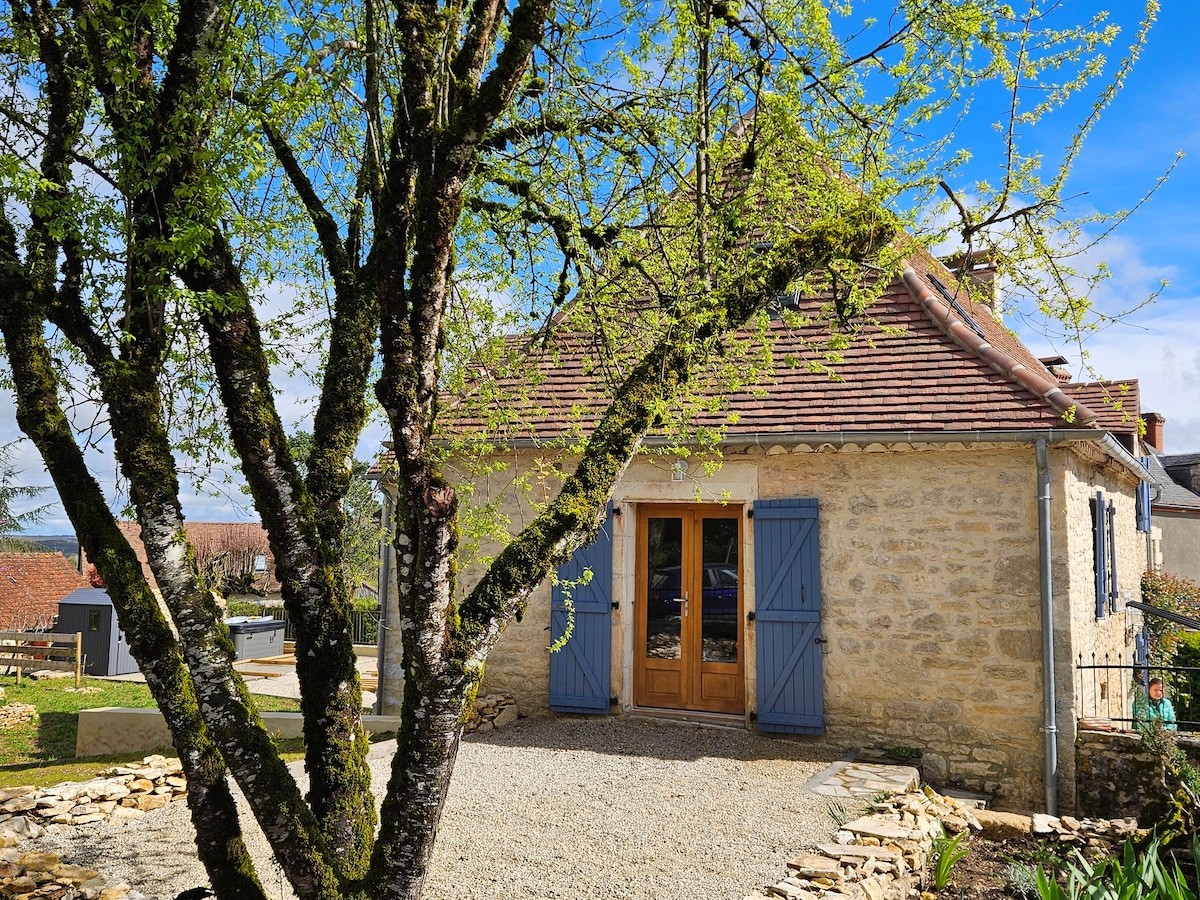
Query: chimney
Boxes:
[
  {"xmin": 1038, "ymin": 355, "xmax": 1073, "ymax": 384},
  {"xmin": 941, "ymin": 251, "xmax": 1003, "ymax": 320},
  {"xmin": 1143, "ymin": 411, "xmax": 1166, "ymax": 452}
]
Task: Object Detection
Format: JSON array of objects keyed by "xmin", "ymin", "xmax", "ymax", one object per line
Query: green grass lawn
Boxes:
[{"xmin": 0, "ymin": 674, "xmax": 302, "ymax": 788}]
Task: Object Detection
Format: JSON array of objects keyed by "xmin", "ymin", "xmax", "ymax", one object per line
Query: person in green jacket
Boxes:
[{"xmin": 1134, "ymin": 677, "xmax": 1178, "ymax": 731}]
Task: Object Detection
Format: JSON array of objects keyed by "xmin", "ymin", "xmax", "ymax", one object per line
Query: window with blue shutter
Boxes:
[
  {"xmin": 753, "ymin": 499, "xmax": 824, "ymax": 735},
  {"xmin": 1092, "ymin": 491, "xmax": 1107, "ymax": 619},
  {"xmin": 549, "ymin": 504, "xmax": 613, "ymax": 714},
  {"xmin": 1135, "ymin": 458, "xmax": 1152, "ymax": 533}
]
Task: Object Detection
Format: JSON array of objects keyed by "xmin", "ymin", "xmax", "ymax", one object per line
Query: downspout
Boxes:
[
  {"xmin": 374, "ymin": 490, "xmax": 393, "ymax": 716},
  {"xmin": 1036, "ymin": 438, "xmax": 1058, "ymax": 815}
]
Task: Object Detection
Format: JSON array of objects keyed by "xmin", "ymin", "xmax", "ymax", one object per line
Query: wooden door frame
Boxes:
[{"xmin": 633, "ymin": 502, "xmax": 745, "ymax": 714}]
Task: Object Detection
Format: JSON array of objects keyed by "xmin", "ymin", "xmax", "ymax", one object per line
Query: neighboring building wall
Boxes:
[
  {"xmin": 1153, "ymin": 509, "xmax": 1200, "ymax": 583},
  {"xmin": 1052, "ymin": 445, "xmax": 1145, "ymax": 814}
]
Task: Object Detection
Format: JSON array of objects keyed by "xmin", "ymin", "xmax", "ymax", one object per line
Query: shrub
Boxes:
[
  {"xmin": 1142, "ymin": 571, "xmax": 1200, "ymax": 665},
  {"xmin": 225, "ymin": 599, "xmax": 268, "ymax": 618}
]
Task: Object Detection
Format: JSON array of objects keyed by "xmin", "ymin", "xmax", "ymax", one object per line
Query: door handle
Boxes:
[{"xmin": 672, "ymin": 591, "xmax": 689, "ymax": 616}]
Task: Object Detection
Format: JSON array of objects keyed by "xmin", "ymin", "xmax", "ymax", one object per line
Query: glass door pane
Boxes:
[
  {"xmin": 700, "ymin": 517, "xmax": 738, "ymax": 663},
  {"xmin": 645, "ymin": 517, "xmax": 684, "ymax": 660}
]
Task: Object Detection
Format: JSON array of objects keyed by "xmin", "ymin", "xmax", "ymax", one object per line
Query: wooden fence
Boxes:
[{"xmin": 0, "ymin": 630, "xmax": 83, "ymax": 688}]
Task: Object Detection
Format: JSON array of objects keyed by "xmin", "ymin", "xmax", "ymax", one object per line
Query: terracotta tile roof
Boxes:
[
  {"xmin": 85, "ymin": 522, "xmax": 281, "ymax": 596},
  {"xmin": 0, "ymin": 552, "xmax": 89, "ymax": 629},
  {"xmin": 1063, "ymin": 381, "xmax": 1141, "ymax": 434},
  {"xmin": 439, "ymin": 253, "xmax": 1120, "ymax": 443}
]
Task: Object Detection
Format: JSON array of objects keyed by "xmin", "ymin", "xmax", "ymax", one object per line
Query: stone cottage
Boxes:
[{"xmin": 375, "ymin": 250, "xmax": 1156, "ymax": 815}]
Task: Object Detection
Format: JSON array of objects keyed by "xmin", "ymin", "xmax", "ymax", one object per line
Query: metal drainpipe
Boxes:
[
  {"xmin": 1036, "ymin": 438, "xmax": 1059, "ymax": 815},
  {"xmin": 374, "ymin": 492, "xmax": 393, "ymax": 716}
]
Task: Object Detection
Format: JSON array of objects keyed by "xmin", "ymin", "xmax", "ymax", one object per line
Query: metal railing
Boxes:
[
  {"xmin": 264, "ymin": 607, "xmax": 381, "ymax": 645},
  {"xmin": 1075, "ymin": 652, "xmax": 1200, "ymax": 732}
]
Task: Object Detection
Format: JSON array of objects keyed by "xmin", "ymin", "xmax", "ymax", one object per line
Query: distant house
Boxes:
[
  {"xmin": 0, "ymin": 551, "xmax": 90, "ymax": 629},
  {"xmin": 83, "ymin": 522, "xmax": 281, "ymax": 605},
  {"xmin": 377, "ymin": 251, "xmax": 1158, "ymax": 815},
  {"xmin": 1141, "ymin": 417, "xmax": 1200, "ymax": 581}
]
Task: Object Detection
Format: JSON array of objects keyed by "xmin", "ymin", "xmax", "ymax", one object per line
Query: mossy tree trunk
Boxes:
[{"xmin": 2, "ymin": 0, "xmax": 894, "ymax": 897}]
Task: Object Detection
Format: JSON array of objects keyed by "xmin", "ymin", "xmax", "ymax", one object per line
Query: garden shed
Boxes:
[{"xmin": 57, "ymin": 588, "xmax": 139, "ymax": 677}]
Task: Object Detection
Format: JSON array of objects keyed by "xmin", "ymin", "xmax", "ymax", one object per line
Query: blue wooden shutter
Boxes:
[
  {"xmin": 1135, "ymin": 458, "xmax": 1152, "ymax": 532},
  {"xmin": 549, "ymin": 504, "xmax": 613, "ymax": 714},
  {"xmin": 1134, "ymin": 626, "xmax": 1149, "ymax": 667},
  {"xmin": 754, "ymin": 499, "xmax": 824, "ymax": 734},
  {"xmin": 1106, "ymin": 498, "xmax": 1118, "ymax": 613},
  {"xmin": 1092, "ymin": 491, "xmax": 1107, "ymax": 618}
]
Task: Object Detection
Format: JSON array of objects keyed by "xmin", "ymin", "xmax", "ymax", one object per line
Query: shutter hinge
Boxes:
[
  {"xmin": 747, "ymin": 611, "xmax": 755, "ymax": 622},
  {"xmin": 611, "ymin": 601, "xmax": 619, "ymax": 611}
]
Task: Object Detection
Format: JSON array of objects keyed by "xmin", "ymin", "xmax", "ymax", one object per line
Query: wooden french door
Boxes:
[{"xmin": 634, "ymin": 504, "xmax": 744, "ymax": 714}]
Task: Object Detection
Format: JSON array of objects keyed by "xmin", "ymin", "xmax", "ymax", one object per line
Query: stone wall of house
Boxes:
[
  {"xmin": 377, "ymin": 439, "xmax": 1145, "ymax": 813},
  {"xmin": 1052, "ymin": 446, "xmax": 1146, "ymax": 813},
  {"xmin": 451, "ymin": 451, "xmax": 765, "ymax": 714},
  {"xmin": 745, "ymin": 441, "xmax": 1047, "ymax": 810},
  {"xmin": 1153, "ymin": 509, "xmax": 1200, "ymax": 583}
]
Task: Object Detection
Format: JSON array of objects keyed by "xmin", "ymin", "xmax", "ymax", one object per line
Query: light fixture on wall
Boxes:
[{"xmin": 671, "ymin": 460, "xmax": 687, "ymax": 482}]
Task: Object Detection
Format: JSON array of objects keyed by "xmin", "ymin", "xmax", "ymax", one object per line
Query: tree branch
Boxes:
[
  {"xmin": 254, "ymin": 109, "xmax": 356, "ymax": 289},
  {"xmin": 180, "ymin": 232, "xmax": 376, "ymax": 877},
  {"xmin": 459, "ymin": 200, "xmax": 896, "ymax": 645}
]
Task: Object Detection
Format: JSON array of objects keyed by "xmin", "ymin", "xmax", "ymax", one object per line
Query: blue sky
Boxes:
[
  {"xmin": 3, "ymin": 2, "xmax": 1200, "ymax": 536},
  {"xmin": 1006, "ymin": 2, "xmax": 1200, "ymax": 453}
]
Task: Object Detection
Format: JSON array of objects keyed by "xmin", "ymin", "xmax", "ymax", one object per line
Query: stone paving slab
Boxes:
[{"xmin": 801, "ymin": 759, "xmax": 920, "ymax": 798}]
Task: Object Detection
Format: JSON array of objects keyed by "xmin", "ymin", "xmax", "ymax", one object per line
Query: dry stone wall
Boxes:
[
  {"xmin": 0, "ymin": 756, "xmax": 187, "ymax": 836},
  {"xmin": 1075, "ymin": 727, "xmax": 1200, "ymax": 823},
  {"xmin": 0, "ymin": 845, "xmax": 133, "ymax": 900},
  {"xmin": 749, "ymin": 785, "xmax": 978, "ymax": 900}
]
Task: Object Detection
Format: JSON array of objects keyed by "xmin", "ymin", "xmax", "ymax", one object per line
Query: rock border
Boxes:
[
  {"xmin": 748, "ymin": 786, "xmax": 1145, "ymax": 900},
  {"xmin": 463, "ymin": 693, "xmax": 519, "ymax": 734},
  {"xmin": 0, "ymin": 756, "xmax": 187, "ymax": 838}
]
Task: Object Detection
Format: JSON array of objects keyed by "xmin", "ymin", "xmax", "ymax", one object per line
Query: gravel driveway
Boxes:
[{"xmin": 37, "ymin": 716, "xmax": 844, "ymax": 900}]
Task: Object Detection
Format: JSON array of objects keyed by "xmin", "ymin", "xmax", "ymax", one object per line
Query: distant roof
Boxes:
[
  {"xmin": 1150, "ymin": 450, "xmax": 1200, "ymax": 511},
  {"xmin": 1063, "ymin": 381, "xmax": 1141, "ymax": 434},
  {"xmin": 1162, "ymin": 452, "xmax": 1200, "ymax": 467},
  {"xmin": 0, "ymin": 551, "xmax": 90, "ymax": 628},
  {"xmin": 439, "ymin": 250, "xmax": 1118, "ymax": 443},
  {"xmin": 97, "ymin": 522, "xmax": 281, "ymax": 596}
]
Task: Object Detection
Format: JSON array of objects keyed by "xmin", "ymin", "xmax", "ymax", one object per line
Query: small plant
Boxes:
[
  {"xmin": 930, "ymin": 829, "xmax": 970, "ymax": 891},
  {"xmin": 1003, "ymin": 861, "xmax": 1039, "ymax": 900},
  {"xmin": 1031, "ymin": 835, "xmax": 1200, "ymax": 900},
  {"xmin": 826, "ymin": 799, "xmax": 852, "ymax": 827},
  {"xmin": 885, "ymin": 745, "xmax": 924, "ymax": 761}
]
